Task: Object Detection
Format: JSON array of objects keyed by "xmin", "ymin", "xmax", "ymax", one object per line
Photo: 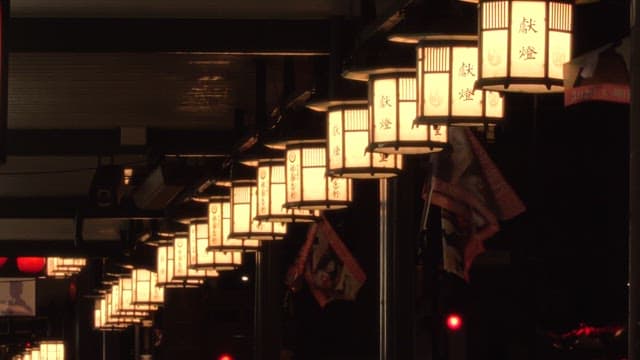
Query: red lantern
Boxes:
[
  {"xmin": 0, "ymin": 257, "xmax": 7, "ymax": 268},
  {"xmin": 16, "ymin": 257, "xmax": 46, "ymax": 274}
]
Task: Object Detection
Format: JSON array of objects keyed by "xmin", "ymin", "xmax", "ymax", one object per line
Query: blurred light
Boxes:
[
  {"xmin": 241, "ymin": 275, "xmax": 249, "ymax": 282},
  {"xmin": 218, "ymin": 354, "xmax": 234, "ymax": 360},
  {"xmin": 16, "ymin": 257, "xmax": 46, "ymax": 274},
  {"xmin": 446, "ymin": 313, "xmax": 463, "ymax": 331}
]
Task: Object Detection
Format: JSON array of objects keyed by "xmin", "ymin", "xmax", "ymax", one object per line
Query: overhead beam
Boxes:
[
  {"xmin": 10, "ymin": 18, "xmax": 332, "ymax": 54},
  {"xmin": 5, "ymin": 128, "xmax": 235, "ymax": 156},
  {"xmin": 0, "ymin": 197, "xmax": 164, "ymax": 219},
  {"xmin": 0, "ymin": 240, "xmax": 124, "ymax": 256}
]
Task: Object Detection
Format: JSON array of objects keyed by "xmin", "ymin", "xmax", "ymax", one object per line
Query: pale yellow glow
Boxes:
[
  {"xmin": 284, "ymin": 142, "xmax": 352, "ymax": 209},
  {"xmin": 370, "ymin": 74, "xmax": 446, "ymax": 154},
  {"xmin": 131, "ymin": 269, "xmax": 164, "ymax": 305},
  {"xmin": 324, "ymin": 105, "xmax": 402, "ymax": 178},
  {"xmin": 208, "ymin": 200, "xmax": 260, "ymax": 251},
  {"xmin": 157, "ymin": 244, "xmax": 203, "ymax": 287},
  {"xmin": 31, "ymin": 349, "xmax": 40, "ymax": 360},
  {"xmin": 189, "ymin": 221, "xmax": 241, "ymax": 270},
  {"xmin": 40, "ymin": 341, "xmax": 65, "ymax": 360},
  {"xmin": 479, "ymin": 0, "xmax": 572, "ymax": 92},
  {"xmin": 231, "ymin": 182, "xmax": 286, "ymax": 240},
  {"xmin": 46, "ymin": 257, "xmax": 86, "ymax": 278}
]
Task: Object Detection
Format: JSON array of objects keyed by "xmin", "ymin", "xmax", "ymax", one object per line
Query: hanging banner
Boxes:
[{"xmin": 563, "ymin": 36, "xmax": 630, "ymax": 106}]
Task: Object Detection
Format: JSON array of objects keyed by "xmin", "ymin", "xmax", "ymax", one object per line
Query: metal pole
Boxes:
[
  {"xmin": 379, "ymin": 179, "xmax": 389, "ymax": 360},
  {"xmin": 629, "ymin": 0, "xmax": 640, "ymax": 356},
  {"xmin": 102, "ymin": 332, "xmax": 106, "ymax": 360}
]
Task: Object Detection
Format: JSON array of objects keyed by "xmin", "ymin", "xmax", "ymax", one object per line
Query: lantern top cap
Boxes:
[
  {"xmin": 231, "ymin": 178, "xmax": 257, "ymax": 187},
  {"xmin": 238, "ymin": 143, "xmax": 285, "ymax": 167},
  {"xmin": 284, "ymin": 138, "xmax": 326, "ymax": 147},
  {"xmin": 306, "ymin": 99, "xmax": 368, "ymax": 112},
  {"xmin": 388, "ymin": 33, "xmax": 477, "ymax": 44},
  {"xmin": 342, "ymin": 67, "xmax": 415, "ymax": 82},
  {"xmin": 189, "ymin": 218, "xmax": 207, "ymax": 224},
  {"xmin": 256, "ymin": 158, "xmax": 285, "ymax": 166}
]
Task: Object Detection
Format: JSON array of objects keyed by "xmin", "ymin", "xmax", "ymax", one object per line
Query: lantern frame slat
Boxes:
[
  {"xmin": 475, "ymin": 0, "xmax": 573, "ymax": 93},
  {"xmin": 308, "ymin": 100, "xmax": 404, "ymax": 178}
]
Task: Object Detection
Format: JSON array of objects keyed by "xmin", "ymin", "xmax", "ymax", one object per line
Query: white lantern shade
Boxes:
[
  {"xmin": 173, "ymin": 235, "xmax": 218, "ymax": 280},
  {"xmin": 207, "ymin": 198, "xmax": 260, "ymax": 251},
  {"xmin": 255, "ymin": 159, "xmax": 320, "ymax": 222},
  {"xmin": 46, "ymin": 257, "xmax": 85, "ymax": 278},
  {"xmin": 131, "ymin": 269, "xmax": 164, "ymax": 306},
  {"xmin": 361, "ymin": 69, "xmax": 447, "ymax": 154},
  {"xmin": 476, "ymin": 0, "xmax": 573, "ymax": 92},
  {"xmin": 156, "ymin": 243, "xmax": 203, "ymax": 288},
  {"xmin": 188, "ymin": 221, "xmax": 242, "ymax": 270},
  {"xmin": 411, "ymin": 35, "xmax": 505, "ymax": 125},
  {"xmin": 284, "ymin": 140, "xmax": 353, "ymax": 209},
  {"xmin": 39, "ymin": 341, "xmax": 64, "ymax": 360},
  {"xmin": 230, "ymin": 181, "xmax": 287, "ymax": 240},
  {"xmin": 117, "ymin": 277, "xmax": 155, "ymax": 314},
  {"xmin": 309, "ymin": 100, "xmax": 404, "ymax": 178}
]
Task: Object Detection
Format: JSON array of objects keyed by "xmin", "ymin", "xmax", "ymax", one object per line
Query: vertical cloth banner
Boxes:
[
  {"xmin": 423, "ymin": 128, "xmax": 526, "ymax": 281},
  {"xmin": 286, "ymin": 217, "xmax": 367, "ymax": 307}
]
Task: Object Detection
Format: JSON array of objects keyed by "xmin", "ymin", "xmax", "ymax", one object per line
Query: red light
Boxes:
[
  {"xmin": 0, "ymin": 257, "xmax": 7, "ymax": 268},
  {"xmin": 446, "ymin": 314, "xmax": 463, "ymax": 331},
  {"xmin": 16, "ymin": 257, "xmax": 46, "ymax": 274},
  {"xmin": 218, "ymin": 354, "xmax": 233, "ymax": 360}
]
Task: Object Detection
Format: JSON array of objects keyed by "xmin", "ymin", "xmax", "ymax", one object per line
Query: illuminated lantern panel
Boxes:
[
  {"xmin": 207, "ymin": 199, "xmax": 260, "ymax": 252},
  {"xmin": 173, "ymin": 235, "xmax": 218, "ymax": 281},
  {"xmin": 284, "ymin": 140, "xmax": 353, "ymax": 210},
  {"xmin": 131, "ymin": 269, "xmax": 164, "ymax": 306},
  {"xmin": 30, "ymin": 349, "xmax": 40, "ymax": 360},
  {"xmin": 39, "ymin": 341, "xmax": 65, "ymax": 360},
  {"xmin": 117, "ymin": 277, "xmax": 155, "ymax": 315},
  {"xmin": 368, "ymin": 71, "xmax": 447, "ymax": 154},
  {"xmin": 256, "ymin": 160, "xmax": 320, "ymax": 222},
  {"xmin": 478, "ymin": 0, "xmax": 572, "ymax": 92},
  {"xmin": 189, "ymin": 221, "xmax": 242, "ymax": 271},
  {"xmin": 415, "ymin": 36, "xmax": 504, "ymax": 125},
  {"xmin": 312, "ymin": 101, "xmax": 403, "ymax": 178},
  {"xmin": 46, "ymin": 258, "xmax": 86, "ymax": 278},
  {"xmin": 156, "ymin": 244, "xmax": 203, "ymax": 288},
  {"xmin": 230, "ymin": 181, "xmax": 286, "ymax": 241}
]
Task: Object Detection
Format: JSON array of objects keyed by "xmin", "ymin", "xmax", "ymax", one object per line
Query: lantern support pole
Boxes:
[
  {"xmin": 379, "ymin": 179, "xmax": 390, "ymax": 360},
  {"xmin": 629, "ymin": 0, "xmax": 640, "ymax": 356}
]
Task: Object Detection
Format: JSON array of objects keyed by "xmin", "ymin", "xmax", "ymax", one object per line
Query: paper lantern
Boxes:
[
  {"xmin": 474, "ymin": 0, "xmax": 573, "ymax": 92},
  {"xmin": 39, "ymin": 341, "xmax": 64, "ymax": 360},
  {"xmin": 117, "ymin": 277, "xmax": 155, "ymax": 315},
  {"xmin": 207, "ymin": 198, "xmax": 260, "ymax": 252},
  {"xmin": 46, "ymin": 257, "xmax": 86, "ymax": 278},
  {"xmin": 0, "ymin": 257, "xmax": 7, "ymax": 268},
  {"xmin": 172, "ymin": 234, "xmax": 218, "ymax": 280},
  {"xmin": 16, "ymin": 257, "xmax": 46, "ymax": 274},
  {"xmin": 308, "ymin": 100, "xmax": 403, "ymax": 178},
  {"xmin": 189, "ymin": 221, "xmax": 242, "ymax": 271},
  {"xmin": 229, "ymin": 180, "xmax": 287, "ymax": 240},
  {"xmin": 131, "ymin": 269, "xmax": 164, "ymax": 306},
  {"xmin": 253, "ymin": 159, "xmax": 320, "ymax": 223},
  {"xmin": 156, "ymin": 243, "xmax": 203, "ymax": 288},
  {"xmin": 283, "ymin": 140, "xmax": 353, "ymax": 209}
]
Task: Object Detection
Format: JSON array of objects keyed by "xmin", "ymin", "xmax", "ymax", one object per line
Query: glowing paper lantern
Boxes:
[
  {"xmin": 16, "ymin": 257, "xmax": 46, "ymax": 274},
  {"xmin": 252, "ymin": 159, "xmax": 320, "ymax": 222},
  {"xmin": 230, "ymin": 180, "xmax": 287, "ymax": 241},
  {"xmin": 473, "ymin": 0, "xmax": 573, "ymax": 92},
  {"xmin": 156, "ymin": 243, "xmax": 203, "ymax": 288},
  {"xmin": 39, "ymin": 341, "xmax": 64, "ymax": 360},
  {"xmin": 189, "ymin": 221, "xmax": 242, "ymax": 271},
  {"xmin": 207, "ymin": 198, "xmax": 260, "ymax": 252},
  {"xmin": 131, "ymin": 269, "xmax": 164, "ymax": 306},
  {"xmin": 284, "ymin": 140, "xmax": 353, "ymax": 209},
  {"xmin": 308, "ymin": 100, "xmax": 403, "ymax": 178},
  {"xmin": 172, "ymin": 234, "xmax": 218, "ymax": 280}
]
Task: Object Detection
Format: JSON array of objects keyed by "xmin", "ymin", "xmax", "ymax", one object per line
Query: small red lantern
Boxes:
[
  {"xmin": 446, "ymin": 313, "xmax": 463, "ymax": 331},
  {"xmin": 16, "ymin": 257, "xmax": 46, "ymax": 274},
  {"xmin": 0, "ymin": 257, "xmax": 7, "ymax": 268}
]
